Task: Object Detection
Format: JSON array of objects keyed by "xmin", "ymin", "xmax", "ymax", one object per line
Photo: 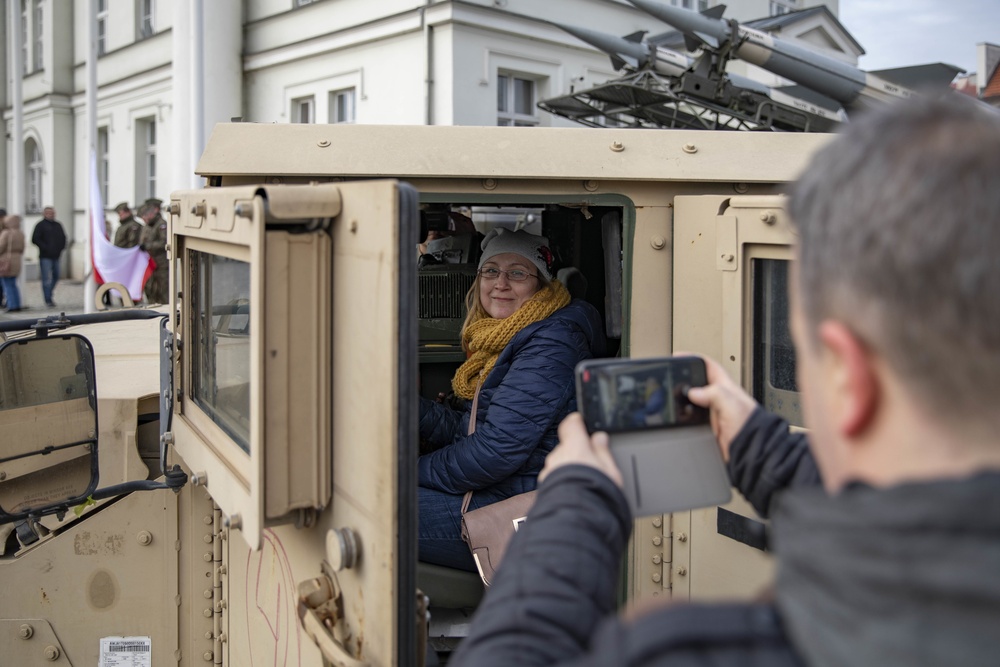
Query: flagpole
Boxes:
[
  {"xmin": 8, "ymin": 0, "xmax": 24, "ymax": 215},
  {"xmin": 84, "ymin": 0, "xmax": 98, "ymax": 313}
]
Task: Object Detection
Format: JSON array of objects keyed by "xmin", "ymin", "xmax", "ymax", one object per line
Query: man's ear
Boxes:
[{"xmin": 817, "ymin": 321, "xmax": 878, "ymax": 438}]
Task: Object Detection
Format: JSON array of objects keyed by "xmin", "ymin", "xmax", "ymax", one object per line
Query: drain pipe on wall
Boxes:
[
  {"xmin": 8, "ymin": 0, "xmax": 24, "ymax": 216},
  {"xmin": 422, "ymin": 1, "xmax": 435, "ymax": 126},
  {"xmin": 9, "ymin": 0, "xmax": 25, "ymax": 304}
]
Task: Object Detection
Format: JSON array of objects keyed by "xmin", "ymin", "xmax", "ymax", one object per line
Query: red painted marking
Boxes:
[{"xmin": 243, "ymin": 529, "xmax": 303, "ymax": 666}]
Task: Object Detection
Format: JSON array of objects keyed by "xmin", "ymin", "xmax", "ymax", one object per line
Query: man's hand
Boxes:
[
  {"xmin": 540, "ymin": 413, "xmax": 623, "ymax": 487},
  {"xmin": 684, "ymin": 354, "xmax": 758, "ymax": 461}
]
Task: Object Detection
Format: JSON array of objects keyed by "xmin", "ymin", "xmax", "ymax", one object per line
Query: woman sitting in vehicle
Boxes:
[{"xmin": 418, "ymin": 228, "xmax": 606, "ymax": 571}]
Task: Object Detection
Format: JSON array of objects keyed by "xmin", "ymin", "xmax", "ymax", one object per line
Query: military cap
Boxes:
[
  {"xmin": 114, "ymin": 202, "xmax": 131, "ymax": 213},
  {"xmin": 144, "ymin": 198, "xmax": 163, "ymax": 209}
]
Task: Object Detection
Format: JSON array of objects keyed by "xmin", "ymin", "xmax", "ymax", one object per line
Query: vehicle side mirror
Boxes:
[{"xmin": 0, "ymin": 335, "xmax": 99, "ymax": 523}]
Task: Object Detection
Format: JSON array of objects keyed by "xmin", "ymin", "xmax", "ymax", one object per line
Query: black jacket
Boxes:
[
  {"xmin": 726, "ymin": 408, "xmax": 819, "ymax": 518},
  {"xmin": 31, "ymin": 218, "xmax": 67, "ymax": 260},
  {"xmin": 452, "ymin": 410, "xmax": 1000, "ymax": 666}
]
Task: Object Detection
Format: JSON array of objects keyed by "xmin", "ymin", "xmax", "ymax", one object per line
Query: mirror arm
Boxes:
[
  {"xmin": 89, "ymin": 465, "xmax": 189, "ymax": 501},
  {"xmin": 0, "ymin": 309, "xmax": 163, "ymax": 335}
]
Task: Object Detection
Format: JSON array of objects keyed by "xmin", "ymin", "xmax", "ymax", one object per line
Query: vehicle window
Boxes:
[
  {"xmin": 190, "ymin": 250, "xmax": 251, "ymax": 452},
  {"xmin": 751, "ymin": 258, "xmax": 802, "ymax": 426}
]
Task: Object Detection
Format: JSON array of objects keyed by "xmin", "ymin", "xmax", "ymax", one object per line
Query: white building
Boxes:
[{"xmin": 2, "ymin": 0, "xmax": 848, "ymax": 281}]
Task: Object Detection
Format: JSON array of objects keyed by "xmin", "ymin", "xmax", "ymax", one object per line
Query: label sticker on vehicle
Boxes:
[{"xmin": 99, "ymin": 636, "xmax": 152, "ymax": 667}]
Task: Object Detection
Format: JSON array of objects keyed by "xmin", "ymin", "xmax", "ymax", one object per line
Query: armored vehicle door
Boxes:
[
  {"xmin": 671, "ymin": 194, "xmax": 797, "ymax": 601},
  {"xmin": 166, "ymin": 181, "xmax": 419, "ymax": 666}
]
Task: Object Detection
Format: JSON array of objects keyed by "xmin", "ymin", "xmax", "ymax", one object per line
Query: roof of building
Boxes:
[
  {"xmin": 952, "ymin": 75, "xmax": 978, "ymax": 97},
  {"xmin": 982, "ymin": 59, "xmax": 1000, "ymax": 99}
]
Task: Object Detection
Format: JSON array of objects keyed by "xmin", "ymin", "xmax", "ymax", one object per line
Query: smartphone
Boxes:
[
  {"xmin": 575, "ymin": 356, "xmax": 732, "ymax": 517},
  {"xmin": 576, "ymin": 356, "xmax": 710, "ymax": 434}
]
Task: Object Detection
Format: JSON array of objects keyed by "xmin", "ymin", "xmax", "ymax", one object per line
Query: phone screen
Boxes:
[{"xmin": 577, "ymin": 356, "xmax": 710, "ymax": 434}]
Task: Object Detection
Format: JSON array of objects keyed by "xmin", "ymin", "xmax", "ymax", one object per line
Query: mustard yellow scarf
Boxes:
[{"xmin": 452, "ymin": 281, "xmax": 571, "ymax": 399}]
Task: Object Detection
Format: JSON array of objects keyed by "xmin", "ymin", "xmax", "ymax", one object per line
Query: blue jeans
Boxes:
[
  {"xmin": 0, "ymin": 277, "xmax": 19, "ymax": 310},
  {"xmin": 419, "ymin": 486, "xmax": 510, "ymax": 572},
  {"xmin": 39, "ymin": 257, "xmax": 60, "ymax": 304}
]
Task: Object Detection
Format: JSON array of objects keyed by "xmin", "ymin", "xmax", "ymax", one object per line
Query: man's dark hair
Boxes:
[{"xmin": 788, "ymin": 94, "xmax": 1000, "ymax": 432}]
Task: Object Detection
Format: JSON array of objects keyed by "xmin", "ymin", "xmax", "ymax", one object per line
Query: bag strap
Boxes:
[
  {"xmin": 467, "ymin": 379, "xmax": 482, "ymax": 437},
  {"xmin": 461, "ymin": 380, "xmax": 483, "ymax": 515}
]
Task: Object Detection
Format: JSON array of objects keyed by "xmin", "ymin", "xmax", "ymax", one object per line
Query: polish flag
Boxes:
[{"xmin": 90, "ymin": 151, "xmax": 154, "ymax": 301}]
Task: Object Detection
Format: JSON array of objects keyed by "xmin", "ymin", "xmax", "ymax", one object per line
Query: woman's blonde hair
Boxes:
[{"xmin": 459, "ymin": 269, "xmax": 551, "ymax": 353}]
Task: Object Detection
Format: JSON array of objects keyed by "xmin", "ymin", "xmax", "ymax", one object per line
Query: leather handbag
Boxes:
[{"xmin": 459, "ymin": 382, "xmax": 537, "ymax": 586}]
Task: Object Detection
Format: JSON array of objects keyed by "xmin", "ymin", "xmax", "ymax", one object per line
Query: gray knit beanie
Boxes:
[{"xmin": 478, "ymin": 228, "xmax": 555, "ymax": 280}]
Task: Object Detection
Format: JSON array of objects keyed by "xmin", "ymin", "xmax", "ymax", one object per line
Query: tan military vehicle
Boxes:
[{"xmin": 0, "ymin": 123, "xmax": 826, "ymax": 665}]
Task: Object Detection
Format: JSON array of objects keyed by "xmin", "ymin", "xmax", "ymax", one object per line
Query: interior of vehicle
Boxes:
[
  {"xmin": 417, "ymin": 200, "xmax": 624, "ymax": 397},
  {"xmin": 414, "ymin": 199, "xmax": 626, "ymax": 656}
]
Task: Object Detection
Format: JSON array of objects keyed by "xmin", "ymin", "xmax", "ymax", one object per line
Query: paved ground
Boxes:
[{"xmin": 0, "ymin": 278, "xmax": 86, "ymax": 324}]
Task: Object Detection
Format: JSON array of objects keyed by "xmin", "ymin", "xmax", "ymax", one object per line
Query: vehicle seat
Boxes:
[
  {"xmin": 557, "ymin": 266, "xmax": 588, "ymax": 299},
  {"xmin": 417, "ymin": 562, "xmax": 484, "ymax": 609}
]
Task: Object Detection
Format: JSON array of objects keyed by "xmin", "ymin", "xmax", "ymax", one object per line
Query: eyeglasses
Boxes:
[{"xmin": 478, "ymin": 267, "xmax": 537, "ymax": 282}]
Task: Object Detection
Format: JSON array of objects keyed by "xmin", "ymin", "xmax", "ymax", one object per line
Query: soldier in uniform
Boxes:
[
  {"xmin": 138, "ymin": 198, "xmax": 169, "ymax": 304},
  {"xmin": 113, "ymin": 202, "xmax": 143, "ymax": 248}
]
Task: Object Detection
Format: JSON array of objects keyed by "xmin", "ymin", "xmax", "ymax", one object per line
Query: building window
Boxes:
[
  {"xmin": 698, "ymin": 0, "xmax": 709, "ymax": 10},
  {"xmin": 295, "ymin": 0, "xmax": 317, "ymax": 6},
  {"xmin": 328, "ymin": 88, "xmax": 356, "ymax": 124},
  {"xmin": 770, "ymin": 1, "xmax": 790, "ymax": 15},
  {"xmin": 497, "ymin": 74, "xmax": 538, "ymax": 127},
  {"xmin": 26, "ymin": 139, "xmax": 43, "ymax": 214},
  {"xmin": 292, "ymin": 96, "xmax": 315, "ymax": 123},
  {"xmin": 136, "ymin": 118, "xmax": 156, "ymax": 201},
  {"xmin": 137, "ymin": 0, "xmax": 155, "ymax": 39},
  {"xmin": 98, "ymin": 127, "xmax": 110, "ymax": 202},
  {"xmin": 682, "ymin": 0, "xmax": 692, "ymax": 8},
  {"xmin": 97, "ymin": 0, "xmax": 108, "ymax": 55},
  {"xmin": 32, "ymin": 0, "xmax": 43, "ymax": 71}
]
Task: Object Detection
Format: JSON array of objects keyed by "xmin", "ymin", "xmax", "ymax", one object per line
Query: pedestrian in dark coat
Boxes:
[
  {"xmin": 30, "ymin": 206, "xmax": 66, "ymax": 307},
  {"xmin": 418, "ymin": 228, "xmax": 606, "ymax": 572}
]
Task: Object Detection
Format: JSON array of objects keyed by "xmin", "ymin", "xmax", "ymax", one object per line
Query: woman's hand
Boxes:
[
  {"xmin": 540, "ymin": 413, "xmax": 624, "ymax": 487},
  {"xmin": 683, "ymin": 354, "xmax": 758, "ymax": 462}
]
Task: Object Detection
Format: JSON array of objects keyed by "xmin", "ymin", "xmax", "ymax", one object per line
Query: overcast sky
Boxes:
[{"xmin": 838, "ymin": 0, "xmax": 1000, "ymax": 76}]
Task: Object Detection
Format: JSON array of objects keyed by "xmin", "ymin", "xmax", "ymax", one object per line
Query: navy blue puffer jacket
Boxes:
[{"xmin": 418, "ymin": 299, "xmax": 606, "ymax": 498}]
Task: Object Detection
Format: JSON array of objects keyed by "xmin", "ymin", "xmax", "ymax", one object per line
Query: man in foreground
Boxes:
[{"xmin": 452, "ymin": 94, "xmax": 1000, "ymax": 666}]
